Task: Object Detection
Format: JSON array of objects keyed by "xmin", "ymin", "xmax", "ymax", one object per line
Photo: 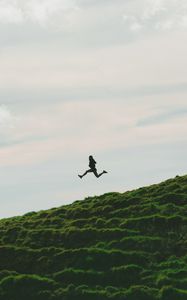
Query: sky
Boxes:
[{"xmin": 0, "ymin": 0, "xmax": 187, "ymax": 218}]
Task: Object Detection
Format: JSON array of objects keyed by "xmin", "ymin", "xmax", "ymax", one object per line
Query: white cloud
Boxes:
[
  {"xmin": 0, "ymin": 0, "xmax": 187, "ymax": 34},
  {"xmin": 0, "ymin": 105, "xmax": 14, "ymax": 128},
  {"xmin": 180, "ymin": 15, "xmax": 187, "ymax": 28},
  {"xmin": 0, "ymin": 0, "xmax": 23, "ymax": 23},
  {"xmin": 123, "ymin": 0, "xmax": 187, "ymax": 33},
  {"xmin": 142, "ymin": 0, "xmax": 166, "ymax": 20},
  {"xmin": 24, "ymin": 0, "xmax": 78, "ymax": 27},
  {"xmin": 130, "ymin": 22, "xmax": 143, "ymax": 32},
  {"xmin": 123, "ymin": 15, "xmax": 143, "ymax": 33},
  {"xmin": 0, "ymin": 0, "xmax": 77, "ymax": 26}
]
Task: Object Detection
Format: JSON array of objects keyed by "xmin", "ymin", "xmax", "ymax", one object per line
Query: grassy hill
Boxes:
[{"xmin": 0, "ymin": 175, "xmax": 187, "ymax": 300}]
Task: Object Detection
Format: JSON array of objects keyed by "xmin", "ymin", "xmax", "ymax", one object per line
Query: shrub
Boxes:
[
  {"xmin": 0, "ymin": 274, "xmax": 58, "ymax": 300},
  {"xmin": 160, "ymin": 286, "xmax": 187, "ymax": 300}
]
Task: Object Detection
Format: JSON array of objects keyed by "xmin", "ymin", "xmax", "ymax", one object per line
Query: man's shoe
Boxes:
[
  {"xmin": 78, "ymin": 175, "xmax": 82, "ymax": 179},
  {"xmin": 103, "ymin": 170, "xmax": 108, "ymax": 174}
]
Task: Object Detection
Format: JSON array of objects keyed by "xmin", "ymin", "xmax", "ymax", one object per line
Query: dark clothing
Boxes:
[{"xmin": 89, "ymin": 158, "xmax": 96, "ymax": 170}]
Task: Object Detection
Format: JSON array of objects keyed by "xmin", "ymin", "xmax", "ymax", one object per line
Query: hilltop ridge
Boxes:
[{"xmin": 0, "ymin": 175, "xmax": 187, "ymax": 299}]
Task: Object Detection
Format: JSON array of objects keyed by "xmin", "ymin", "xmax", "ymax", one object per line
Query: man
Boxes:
[{"xmin": 78, "ymin": 155, "xmax": 108, "ymax": 179}]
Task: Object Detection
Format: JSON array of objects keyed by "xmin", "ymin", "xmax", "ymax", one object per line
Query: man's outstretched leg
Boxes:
[{"xmin": 78, "ymin": 169, "xmax": 92, "ymax": 179}]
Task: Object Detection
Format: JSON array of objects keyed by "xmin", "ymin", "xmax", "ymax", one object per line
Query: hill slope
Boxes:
[{"xmin": 0, "ymin": 175, "xmax": 187, "ymax": 299}]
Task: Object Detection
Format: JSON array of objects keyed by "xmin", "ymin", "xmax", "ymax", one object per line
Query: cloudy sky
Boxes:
[{"xmin": 0, "ymin": 0, "xmax": 187, "ymax": 218}]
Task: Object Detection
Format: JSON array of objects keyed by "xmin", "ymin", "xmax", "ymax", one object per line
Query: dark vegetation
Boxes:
[{"xmin": 0, "ymin": 175, "xmax": 187, "ymax": 299}]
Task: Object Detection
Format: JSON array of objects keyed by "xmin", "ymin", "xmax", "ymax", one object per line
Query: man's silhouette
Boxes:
[{"xmin": 78, "ymin": 155, "xmax": 108, "ymax": 179}]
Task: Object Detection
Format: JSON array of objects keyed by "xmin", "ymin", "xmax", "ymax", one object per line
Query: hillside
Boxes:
[{"xmin": 0, "ymin": 175, "xmax": 187, "ymax": 300}]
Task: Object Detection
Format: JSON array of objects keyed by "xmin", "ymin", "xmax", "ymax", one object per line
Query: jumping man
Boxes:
[{"xmin": 78, "ymin": 155, "xmax": 108, "ymax": 179}]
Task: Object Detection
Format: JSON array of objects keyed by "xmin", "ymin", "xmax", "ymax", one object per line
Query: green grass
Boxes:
[{"xmin": 0, "ymin": 175, "xmax": 187, "ymax": 299}]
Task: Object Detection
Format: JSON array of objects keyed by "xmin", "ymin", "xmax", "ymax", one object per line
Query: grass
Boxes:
[{"xmin": 0, "ymin": 175, "xmax": 186, "ymax": 299}]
